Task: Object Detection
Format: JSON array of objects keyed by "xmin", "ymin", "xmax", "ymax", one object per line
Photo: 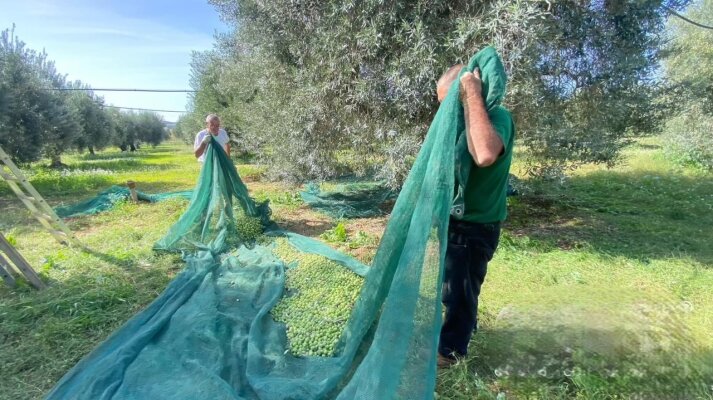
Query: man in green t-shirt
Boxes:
[{"xmin": 435, "ymin": 64, "xmax": 515, "ymax": 367}]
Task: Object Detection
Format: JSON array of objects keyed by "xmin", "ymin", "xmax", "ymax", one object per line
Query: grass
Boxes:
[
  {"xmin": 0, "ymin": 143, "xmax": 196, "ymax": 399},
  {"xmin": 436, "ymin": 137, "xmax": 713, "ymax": 399},
  {"xmin": 1, "ymin": 137, "xmax": 712, "ymax": 399},
  {"xmin": 0, "ymin": 199, "xmax": 187, "ymax": 399},
  {"xmin": 0, "ymin": 143, "xmax": 200, "ymax": 202}
]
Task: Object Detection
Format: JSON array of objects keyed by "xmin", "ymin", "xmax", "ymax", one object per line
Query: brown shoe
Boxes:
[{"xmin": 437, "ymin": 353, "xmax": 457, "ymax": 368}]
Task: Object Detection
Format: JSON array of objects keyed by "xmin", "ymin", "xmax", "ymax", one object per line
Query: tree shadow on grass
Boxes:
[
  {"xmin": 79, "ymin": 247, "xmax": 141, "ymax": 269},
  {"xmin": 75, "ymin": 146, "xmax": 184, "ymax": 161},
  {"xmin": 0, "ymin": 248, "xmax": 183, "ymax": 400},
  {"xmin": 48, "ymin": 181, "xmax": 193, "ymax": 204},
  {"xmin": 505, "ymin": 169, "xmax": 713, "ymax": 265},
  {"xmin": 275, "ymin": 217, "xmax": 333, "ymax": 237},
  {"xmin": 0, "ymin": 182, "xmax": 192, "ymax": 233},
  {"xmin": 61, "ymin": 160, "xmax": 181, "ymax": 173},
  {"xmin": 438, "ymin": 306, "xmax": 713, "ymax": 399},
  {"xmin": 0, "ymin": 175, "xmax": 116, "ymax": 199}
]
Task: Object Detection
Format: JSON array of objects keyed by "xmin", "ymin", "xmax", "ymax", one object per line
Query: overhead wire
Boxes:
[
  {"xmin": 100, "ymin": 105, "xmax": 186, "ymax": 113},
  {"xmin": 41, "ymin": 87, "xmax": 190, "ymax": 114},
  {"xmin": 665, "ymin": 6, "xmax": 713, "ymax": 30}
]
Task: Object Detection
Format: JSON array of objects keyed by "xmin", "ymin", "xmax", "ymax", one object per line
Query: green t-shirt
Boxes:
[{"xmin": 462, "ymin": 105, "xmax": 515, "ymax": 223}]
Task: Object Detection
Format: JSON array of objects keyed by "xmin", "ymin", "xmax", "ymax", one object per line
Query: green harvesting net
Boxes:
[
  {"xmin": 54, "ymin": 186, "xmax": 193, "ymax": 218},
  {"xmin": 300, "ymin": 177, "xmax": 519, "ymax": 220},
  {"xmin": 45, "ymin": 47, "xmax": 507, "ymax": 400},
  {"xmin": 299, "ymin": 181, "xmax": 396, "ymax": 219},
  {"xmin": 152, "ymin": 138, "xmax": 271, "ymax": 254}
]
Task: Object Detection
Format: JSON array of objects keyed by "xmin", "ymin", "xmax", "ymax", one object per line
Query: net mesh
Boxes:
[
  {"xmin": 299, "ymin": 181, "xmax": 395, "ymax": 219},
  {"xmin": 54, "ymin": 186, "xmax": 193, "ymax": 218}
]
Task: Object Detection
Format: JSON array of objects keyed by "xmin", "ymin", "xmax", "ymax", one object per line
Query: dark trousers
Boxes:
[{"xmin": 439, "ymin": 219, "xmax": 500, "ymax": 358}]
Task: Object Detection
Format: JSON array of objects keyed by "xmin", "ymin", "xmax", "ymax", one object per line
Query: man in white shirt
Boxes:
[{"xmin": 194, "ymin": 114, "xmax": 231, "ymax": 162}]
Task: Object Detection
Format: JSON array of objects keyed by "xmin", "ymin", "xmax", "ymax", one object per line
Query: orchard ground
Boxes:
[{"xmin": 1, "ymin": 137, "xmax": 712, "ymax": 399}]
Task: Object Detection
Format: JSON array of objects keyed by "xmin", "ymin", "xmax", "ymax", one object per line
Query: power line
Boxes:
[
  {"xmin": 666, "ymin": 6, "xmax": 713, "ymax": 30},
  {"xmin": 102, "ymin": 105, "xmax": 186, "ymax": 113},
  {"xmin": 42, "ymin": 88, "xmax": 197, "ymax": 93}
]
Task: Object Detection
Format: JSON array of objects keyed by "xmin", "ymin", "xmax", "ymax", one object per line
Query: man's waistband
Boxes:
[{"xmin": 448, "ymin": 219, "xmax": 501, "ymax": 234}]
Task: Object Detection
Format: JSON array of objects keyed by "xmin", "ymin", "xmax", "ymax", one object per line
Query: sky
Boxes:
[{"xmin": 0, "ymin": 0, "xmax": 229, "ymax": 122}]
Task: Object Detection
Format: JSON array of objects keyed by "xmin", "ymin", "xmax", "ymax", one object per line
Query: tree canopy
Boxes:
[{"xmin": 177, "ymin": 0, "xmax": 691, "ymax": 184}]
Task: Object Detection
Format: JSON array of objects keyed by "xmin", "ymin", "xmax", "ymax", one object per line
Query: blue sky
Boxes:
[{"xmin": 0, "ymin": 0, "xmax": 228, "ymax": 122}]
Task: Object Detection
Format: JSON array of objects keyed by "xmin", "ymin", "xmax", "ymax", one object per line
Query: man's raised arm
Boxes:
[{"xmin": 460, "ymin": 69, "xmax": 503, "ymax": 167}]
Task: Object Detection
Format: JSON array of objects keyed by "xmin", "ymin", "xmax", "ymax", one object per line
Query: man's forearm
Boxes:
[
  {"xmin": 462, "ymin": 91, "xmax": 503, "ymax": 167},
  {"xmin": 194, "ymin": 143, "xmax": 207, "ymax": 158}
]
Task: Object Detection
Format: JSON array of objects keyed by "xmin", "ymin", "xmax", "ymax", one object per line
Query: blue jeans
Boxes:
[{"xmin": 439, "ymin": 219, "xmax": 500, "ymax": 358}]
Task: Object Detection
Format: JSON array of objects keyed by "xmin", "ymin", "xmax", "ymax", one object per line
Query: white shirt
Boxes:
[{"xmin": 194, "ymin": 129, "xmax": 230, "ymax": 162}]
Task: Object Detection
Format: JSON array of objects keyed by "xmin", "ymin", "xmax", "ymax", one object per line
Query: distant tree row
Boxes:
[{"xmin": 0, "ymin": 26, "xmax": 167, "ymax": 166}]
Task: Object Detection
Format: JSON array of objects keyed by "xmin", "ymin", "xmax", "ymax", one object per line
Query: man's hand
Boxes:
[
  {"xmin": 459, "ymin": 67, "xmax": 503, "ymax": 167},
  {"xmin": 202, "ymin": 134, "xmax": 213, "ymax": 145},
  {"xmin": 459, "ymin": 68, "xmax": 483, "ymax": 101}
]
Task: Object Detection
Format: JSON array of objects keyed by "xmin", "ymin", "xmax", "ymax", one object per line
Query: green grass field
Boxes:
[{"xmin": 1, "ymin": 138, "xmax": 712, "ymax": 399}]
